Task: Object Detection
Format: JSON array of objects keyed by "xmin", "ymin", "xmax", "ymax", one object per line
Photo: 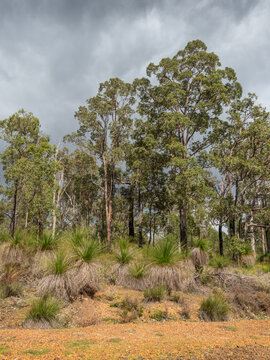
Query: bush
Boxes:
[
  {"xmin": 149, "ymin": 236, "xmax": 179, "ymax": 265},
  {"xmin": 0, "ymin": 282, "xmax": 23, "ymax": 298},
  {"xmin": 118, "ymin": 296, "xmax": 143, "ymax": 323},
  {"xmin": 150, "ymin": 310, "xmax": 169, "ymax": 321},
  {"xmin": 199, "ymin": 292, "xmax": 229, "ymax": 321},
  {"xmin": 144, "ymin": 285, "xmax": 166, "ymax": 302},
  {"xmin": 232, "ymin": 290, "xmax": 270, "ymax": 316},
  {"xmin": 26, "ymin": 296, "xmax": 60, "ymax": 322},
  {"xmin": 209, "ymin": 255, "xmax": 230, "ymax": 269},
  {"xmin": 114, "ymin": 237, "xmax": 133, "ymax": 265},
  {"xmin": 129, "ymin": 262, "xmax": 148, "ymax": 279}
]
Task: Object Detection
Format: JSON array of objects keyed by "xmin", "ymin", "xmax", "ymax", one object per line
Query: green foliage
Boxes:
[
  {"xmin": 72, "ymin": 237, "xmax": 102, "ymax": 263},
  {"xmin": 144, "ymin": 285, "xmax": 166, "ymax": 302},
  {"xmin": 26, "ymin": 295, "xmax": 60, "ymax": 322},
  {"xmin": 0, "ymin": 282, "xmax": 23, "ymax": 298},
  {"xmin": 114, "ymin": 237, "xmax": 133, "ymax": 265},
  {"xmin": 150, "ymin": 310, "xmax": 169, "ymax": 321},
  {"xmin": 46, "ymin": 251, "xmax": 72, "ymax": 275},
  {"xmin": 69, "ymin": 229, "xmax": 88, "ymax": 247},
  {"xmin": 199, "ymin": 292, "xmax": 229, "ymax": 321},
  {"xmin": 209, "ymin": 255, "xmax": 230, "ymax": 269},
  {"xmin": 38, "ymin": 232, "xmax": 57, "ymax": 251},
  {"xmin": 148, "ymin": 237, "xmax": 179, "ymax": 265},
  {"xmin": 0, "ymin": 231, "xmax": 10, "ymax": 243},
  {"xmin": 128, "ymin": 262, "xmax": 148, "ymax": 279},
  {"xmin": 229, "ymin": 237, "xmax": 253, "ymax": 259},
  {"xmin": 193, "ymin": 238, "xmax": 209, "ymax": 251}
]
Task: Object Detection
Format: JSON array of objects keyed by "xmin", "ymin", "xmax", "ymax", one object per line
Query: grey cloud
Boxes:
[{"xmin": 0, "ymin": 0, "xmax": 269, "ymax": 142}]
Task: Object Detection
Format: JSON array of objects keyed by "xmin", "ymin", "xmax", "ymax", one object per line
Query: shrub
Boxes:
[
  {"xmin": 232, "ymin": 290, "xmax": 270, "ymax": 316},
  {"xmin": 0, "ymin": 282, "xmax": 23, "ymax": 298},
  {"xmin": 150, "ymin": 310, "xmax": 169, "ymax": 321},
  {"xmin": 199, "ymin": 292, "xmax": 229, "ymax": 321},
  {"xmin": 118, "ymin": 296, "xmax": 143, "ymax": 323},
  {"xmin": 129, "ymin": 262, "xmax": 148, "ymax": 279},
  {"xmin": 179, "ymin": 305, "xmax": 190, "ymax": 320},
  {"xmin": 169, "ymin": 293, "xmax": 185, "ymax": 305},
  {"xmin": 26, "ymin": 296, "xmax": 60, "ymax": 322},
  {"xmin": 114, "ymin": 237, "xmax": 133, "ymax": 265},
  {"xmin": 144, "ymin": 285, "xmax": 166, "ymax": 302},
  {"xmin": 149, "ymin": 237, "xmax": 179, "ymax": 265},
  {"xmin": 209, "ymin": 255, "xmax": 230, "ymax": 269}
]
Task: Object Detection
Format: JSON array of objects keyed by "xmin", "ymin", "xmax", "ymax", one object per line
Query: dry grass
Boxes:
[
  {"xmin": 37, "ymin": 272, "xmax": 75, "ymax": 301},
  {"xmin": 241, "ymin": 255, "xmax": 256, "ymax": 267},
  {"xmin": 0, "ymin": 243, "xmax": 29, "ymax": 266},
  {"xmin": 70, "ymin": 261, "xmax": 101, "ymax": 297},
  {"xmin": 230, "ymin": 289, "xmax": 270, "ymax": 317},
  {"xmin": 115, "ymin": 260, "xmax": 195, "ymax": 293},
  {"xmin": 146, "ymin": 261, "xmax": 195, "ymax": 293},
  {"xmin": 191, "ymin": 248, "xmax": 209, "ymax": 272}
]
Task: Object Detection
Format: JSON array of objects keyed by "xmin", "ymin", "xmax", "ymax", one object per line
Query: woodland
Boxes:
[{"xmin": 0, "ymin": 41, "xmax": 270, "ymax": 335}]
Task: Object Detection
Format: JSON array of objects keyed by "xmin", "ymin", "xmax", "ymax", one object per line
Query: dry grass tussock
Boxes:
[
  {"xmin": 114, "ymin": 263, "xmax": 147, "ymax": 291},
  {"xmin": 31, "ymin": 250, "xmax": 55, "ymax": 278},
  {"xmin": 146, "ymin": 261, "xmax": 196, "ymax": 293},
  {"xmin": 23, "ymin": 318, "xmax": 55, "ymax": 329},
  {"xmin": 230, "ymin": 289, "xmax": 270, "ymax": 317},
  {"xmin": 204, "ymin": 267, "xmax": 270, "ymax": 293},
  {"xmin": 0, "ymin": 243, "xmax": 29, "ymax": 266},
  {"xmin": 70, "ymin": 261, "xmax": 101, "ymax": 297},
  {"xmin": 37, "ymin": 271, "xmax": 75, "ymax": 301},
  {"xmin": 116, "ymin": 260, "xmax": 195, "ymax": 293},
  {"xmin": 191, "ymin": 248, "xmax": 209, "ymax": 272}
]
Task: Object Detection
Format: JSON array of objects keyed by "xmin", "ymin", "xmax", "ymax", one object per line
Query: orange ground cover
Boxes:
[{"xmin": 0, "ymin": 319, "xmax": 270, "ymax": 359}]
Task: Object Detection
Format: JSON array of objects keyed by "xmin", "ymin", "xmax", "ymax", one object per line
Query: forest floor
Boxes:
[{"xmin": 0, "ymin": 319, "xmax": 270, "ymax": 359}]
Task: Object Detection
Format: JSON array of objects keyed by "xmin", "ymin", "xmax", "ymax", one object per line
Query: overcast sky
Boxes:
[{"xmin": 0, "ymin": 0, "xmax": 269, "ymax": 143}]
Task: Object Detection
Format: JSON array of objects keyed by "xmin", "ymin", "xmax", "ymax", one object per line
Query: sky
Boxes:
[{"xmin": 0, "ymin": 0, "xmax": 269, "ymax": 143}]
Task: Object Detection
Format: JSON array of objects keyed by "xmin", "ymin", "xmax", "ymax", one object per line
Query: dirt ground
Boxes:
[{"xmin": 0, "ymin": 319, "xmax": 269, "ymax": 359}]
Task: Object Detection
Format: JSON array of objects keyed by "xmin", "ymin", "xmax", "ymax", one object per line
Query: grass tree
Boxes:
[
  {"xmin": 38, "ymin": 251, "xmax": 74, "ymax": 301},
  {"xmin": 191, "ymin": 238, "xmax": 209, "ymax": 272}
]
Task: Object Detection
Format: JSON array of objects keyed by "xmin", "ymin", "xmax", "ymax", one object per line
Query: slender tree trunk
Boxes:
[
  {"xmin": 179, "ymin": 200, "xmax": 187, "ymax": 249},
  {"xmin": 148, "ymin": 205, "xmax": 152, "ymax": 246},
  {"xmin": 261, "ymin": 227, "xmax": 266, "ymax": 255},
  {"xmin": 250, "ymin": 214, "xmax": 256, "ymax": 256},
  {"xmin": 102, "ymin": 155, "xmax": 112, "ymax": 251},
  {"xmin": 229, "ymin": 216, "xmax": 235, "ymax": 238},
  {"xmin": 24, "ymin": 207, "xmax": 29, "ymax": 229},
  {"xmin": 219, "ymin": 222, "xmax": 223, "ymax": 256},
  {"xmin": 266, "ymin": 228, "xmax": 270, "ymax": 254},
  {"xmin": 128, "ymin": 184, "xmax": 135, "ymax": 238},
  {"xmin": 52, "ymin": 169, "xmax": 64, "ymax": 239},
  {"xmin": 10, "ymin": 180, "xmax": 19, "ymax": 238},
  {"xmin": 138, "ymin": 183, "xmax": 143, "ymax": 248},
  {"xmin": 38, "ymin": 210, "xmax": 43, "ymax": 237}
]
